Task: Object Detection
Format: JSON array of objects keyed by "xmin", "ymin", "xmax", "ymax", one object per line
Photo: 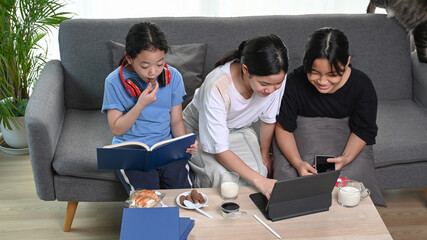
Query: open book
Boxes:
[{"xmin": 97, "ymin": 133, "xmax": 197, "ymax": 171}]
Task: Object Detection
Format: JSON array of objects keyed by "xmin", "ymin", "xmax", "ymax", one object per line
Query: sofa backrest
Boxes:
[{"xmin": 59, "ymin": 14, "xmax": 411, "ymax": 109}]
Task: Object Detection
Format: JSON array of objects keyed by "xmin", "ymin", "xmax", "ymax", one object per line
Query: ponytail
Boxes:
[
  {"xmin": 215, "ymin": 35, "xmax": 288, "ymax": 76},
  {"xmin": 214, "ymin": 40, "xmax": 247, "ymax": 68}
]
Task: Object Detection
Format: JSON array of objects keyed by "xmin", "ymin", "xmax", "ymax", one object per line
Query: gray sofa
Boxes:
[{"xmin": 26, "ymin": 14, "xmax": 427, "ymax": 231}]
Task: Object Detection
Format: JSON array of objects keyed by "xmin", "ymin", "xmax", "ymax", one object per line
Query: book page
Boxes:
[
  {"xmin": 103, "ymin": 141, "xmax": 150, "ymax": 150},
  {"xmin": 150, "ymin": 133, "xmax": 196, "ymax": 150}
]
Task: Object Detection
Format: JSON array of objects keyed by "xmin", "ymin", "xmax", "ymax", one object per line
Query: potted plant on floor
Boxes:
[{"xmin": 0, "ymin": 0, "xmax": 72, "ymax": 149}]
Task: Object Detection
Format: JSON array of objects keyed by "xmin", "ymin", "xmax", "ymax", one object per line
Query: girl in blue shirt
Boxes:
[{"xmin": 102, "ymin": 22, "xmax": 197, "ymax": 193}]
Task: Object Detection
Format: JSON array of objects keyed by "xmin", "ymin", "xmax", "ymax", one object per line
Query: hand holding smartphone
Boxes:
[{"xmin": 315, "ymin": 155, "xmax": 335, "ymax": 173}]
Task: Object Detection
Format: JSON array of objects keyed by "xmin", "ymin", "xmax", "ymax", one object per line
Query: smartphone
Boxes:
[{"xmin": 315, "ymin": 155, "xmax": 335, "ymax": 173}]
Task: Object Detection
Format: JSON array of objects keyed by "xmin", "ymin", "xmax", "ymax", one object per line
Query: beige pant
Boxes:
[{"xmin": 183, "ymin": 102, "xmax": 267, "ymax": 187}]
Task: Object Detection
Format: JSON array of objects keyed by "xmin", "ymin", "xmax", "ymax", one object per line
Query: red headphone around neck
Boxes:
[{"xmin": 119, "ymin": 59, "xmax": 171, "ymax": 97}]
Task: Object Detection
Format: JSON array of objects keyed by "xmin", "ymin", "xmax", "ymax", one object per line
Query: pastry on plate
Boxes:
[{"xmin": 130, "ymin": 189, "xmax": 160, "ymax": 208}]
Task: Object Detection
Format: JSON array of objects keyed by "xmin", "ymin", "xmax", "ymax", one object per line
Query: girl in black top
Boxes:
[{"xmin": 273, "ymin": 27, "xmax": 385, "ymax": 206}]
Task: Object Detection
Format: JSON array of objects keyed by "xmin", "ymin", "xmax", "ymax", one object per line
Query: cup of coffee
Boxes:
[
  {"xmin": 220, "ymin": 201, "xmax": 247, "ymax": 218},
  {"xmin": 338, "ymin": 180, "xmax": 370, "ymax": 207},
  {"xmin": 220, "ymin": 172, "xmax": 239, "ymax": 199},
  {"xmin": 221, "ymin": 201, "xmax": 240, "ymax": 217}
]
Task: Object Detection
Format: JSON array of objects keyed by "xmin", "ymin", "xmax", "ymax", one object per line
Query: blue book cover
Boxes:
[
  {"xmin": 179, "ymin": 217, "xmax": 195, "ymax": 240},
  {"xmin": 97, "ymin": 133, "xmax": 197, "ymax": 171},
  {"xmin": 120, "ymin": 207, "xmax": 180, "ymax": 240}
]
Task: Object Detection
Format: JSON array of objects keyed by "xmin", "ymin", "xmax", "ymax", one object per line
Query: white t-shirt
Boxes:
[{"xmin": 192, "ymin": 61, "xmax": 287, "ymax": 154}]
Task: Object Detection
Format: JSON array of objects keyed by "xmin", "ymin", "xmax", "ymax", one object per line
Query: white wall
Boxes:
[
  {"xmin": 44, "ymin": 0, "xmax": 385, "ymax": 60},
  {"xmin": 64, "ymin": 0, "xmax": 375, "ymax": 18}
]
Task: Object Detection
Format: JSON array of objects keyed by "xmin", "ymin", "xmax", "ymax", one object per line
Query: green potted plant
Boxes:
[{"xmin": 0, "ymin": 0, "xmax": 72, "ymax": 148}]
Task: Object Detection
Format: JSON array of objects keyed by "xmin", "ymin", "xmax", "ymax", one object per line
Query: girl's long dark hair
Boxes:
[{"xmin": 215, "ymin": 34, "xmax": 289, "ymax": 76}]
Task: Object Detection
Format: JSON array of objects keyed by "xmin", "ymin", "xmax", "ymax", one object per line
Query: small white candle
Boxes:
[
  {"xmin": 338, "ymin": 186, "xmax": 361, "ymax": 207},
  {"xmin": 221, "ymin": 181, "xmax": 239, "ymax": 199}
]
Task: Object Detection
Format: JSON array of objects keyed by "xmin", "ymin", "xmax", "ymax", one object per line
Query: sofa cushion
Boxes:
[
  {"xmin": 374, "ymin": 99, "xmax": 427, "ymax": 167},
  {"xmin": 272, "ymin": 117, "xmax": 385, "ymax": 206},
  {"xmin": 108, "ymin": 40, "xmax": 207, "ymax": 108},
  {"xmin": 52, "ymin": 109, "xmax": 118, "ymax": 181}
]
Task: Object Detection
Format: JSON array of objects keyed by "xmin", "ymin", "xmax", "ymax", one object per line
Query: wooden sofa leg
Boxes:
[
  {"xmin": 64, "ymin": 201, "xmax": 79, "ymax": 232},
  {"xmin": 425, "ymin": 188, "xmax": 427, "ymax": 199}
]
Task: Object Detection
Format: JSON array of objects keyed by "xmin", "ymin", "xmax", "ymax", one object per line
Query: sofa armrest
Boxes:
[
  {"xmin": 412, "ymin": 52, "xmax": 427, "ymax": 111},
  {"xmin": 26, "ymin": 60, "xmax": 65, "ymax": 201}
]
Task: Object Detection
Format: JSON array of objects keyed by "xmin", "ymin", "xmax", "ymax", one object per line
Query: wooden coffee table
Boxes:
[{"xmin": 158, "ymin": 187, "xmax": 392, "ymax": 239}]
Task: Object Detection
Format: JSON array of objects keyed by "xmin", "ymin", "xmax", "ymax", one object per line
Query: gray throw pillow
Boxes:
[
  {"xmin": 107, "ymin": 40, "xmax": 207, "ymax": 108},
  {"xmin": 272, "ymin": 116, "xmax": 386, "ymax": 207}
]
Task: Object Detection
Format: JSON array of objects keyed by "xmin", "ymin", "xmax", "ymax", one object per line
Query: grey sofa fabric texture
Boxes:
[
  {"xmin": 27, "ymin": 15, "xmax": 427, "ymax": 206},
  {"xmin": 26, "ymin": 60, "xmax": 65, "ymax": 201},
  {"xmin": 375, "ymin": 99, "xmax": 427, "ymax": 167},
  {"xmin": 412, "ymin": 52, "xmax": 427, "ymax": 111},
  {"xmin": 272, "ymin": 117, "xmax": 386, "ymax": 206},
  {"xmin": 52, "ymin": 109, "xmax": 116, "ymax": 181}
]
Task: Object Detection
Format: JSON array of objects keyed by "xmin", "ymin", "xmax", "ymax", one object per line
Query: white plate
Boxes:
[
  {"xmin": 0, "ymin": 133, "xmax": 29, "ymax": 155},
  {"xmin": 176, "ymin": 191, "xmax": 208, "ymax": 209}
]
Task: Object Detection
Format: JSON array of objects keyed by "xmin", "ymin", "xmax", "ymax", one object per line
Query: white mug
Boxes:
[{"xmin": 338, "ymin": 180, "xmax": 370, "ymax": 207}]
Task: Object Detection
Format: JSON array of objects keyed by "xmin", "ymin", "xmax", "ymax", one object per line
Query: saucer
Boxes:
[
  {"xmin": 176, "ymin": 191, "xmax": 208, "ymax": 209},
  {"xmin": 0, "ymin": 133, "xmax": 29, "ymax": 155}
]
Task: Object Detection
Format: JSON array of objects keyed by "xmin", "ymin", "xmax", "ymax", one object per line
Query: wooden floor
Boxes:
[{"xmin": 0, "ymin": 151, "xmax": 426, "ymax": 239}]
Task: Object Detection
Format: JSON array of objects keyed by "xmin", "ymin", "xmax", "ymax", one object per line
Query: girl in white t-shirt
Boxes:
[{"xmin": 183, "ymin": 34, "xmax": 289, "ymax": 199}]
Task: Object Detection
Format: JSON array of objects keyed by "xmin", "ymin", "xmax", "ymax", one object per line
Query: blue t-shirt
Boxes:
[{"xmin": 102, "ymin": 65, "xmax": 186, "ymax": 146}]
